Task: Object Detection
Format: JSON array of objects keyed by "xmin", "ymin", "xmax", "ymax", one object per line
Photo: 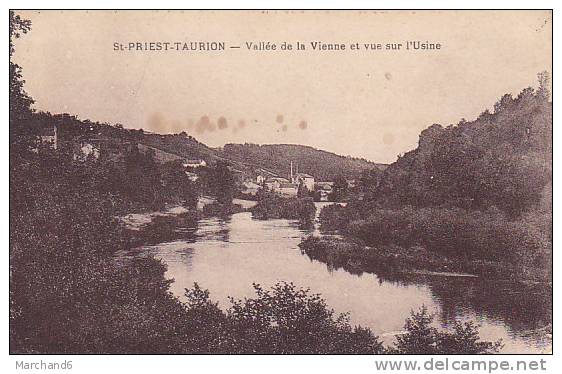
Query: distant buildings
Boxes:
[
  {"xmin": 257, "ymin": 162, "xmax": 322, "ymax": 198},
  {"xmin": 293, "ymin": 173, "xmax": 314, "ymax": 191},
  {"xmin": 315, "ymin": 181, "xmax": 334, "ymax": 201},
  {"xmin": 73, "ymin": 140, "xmax": 100, "ymax": 161},
  {"xmin": 259, "ymin": 176, "xmax": 299, "ymax": 197},
  {"xmin": 183, "ymin": 159, "xmax": 207, "ymax": 168},
  {"xmin": 264, "ymin": 177, "xmax": 289, "ymax": 192},
  {"xmin": 242, "ymin": 181, "xmax": 261, "ymax": 196},
  {"xmin": 74, "ymin": 137, "xmax": 135, "ymax": 163},
  {"xmin": 37, "ymin": 124, "xmax": 58, "ymax": 150},
  {"xmin": 278, "ymin": 182, "xmax": 299, "ymax": 196},
  {"xmin": 35, "ymin": 125, "xmax": 351, "ymax": 202}
]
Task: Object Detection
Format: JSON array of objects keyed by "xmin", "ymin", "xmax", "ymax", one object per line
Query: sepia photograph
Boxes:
[{"xmin": 8, "ymin": 8, "xmax": 552, "ymax": 359}]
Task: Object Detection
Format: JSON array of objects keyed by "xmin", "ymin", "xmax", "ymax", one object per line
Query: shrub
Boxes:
[
  {"xmin": 318, "ymin": 203, "xmax": 355, "ymax": 232},
  {"xmin": 346, "ymin": 207, "xmax": 416, "ymax": 247},
  {"xmin": 391, "ymin": 306, "xmax": 502, "ymax": 354},
  {"xmin": 250, "ymin": 196, "xmax": 316, "ymax": 225},
  {"xmin": 413, "ymin": 207, "xmax": 544, "ymax": 262},
  {"xmin": 323, "ymin": 205, "xmax": 545, "ymax": 266},
  {"xmin": 202, "ymin": 202, "xmax": 244, "ymax": 217},
  {"xmin": 131, "ymin": 211, "xmax": 200, "ymax": 246},
  {"xmin": 226, "ymin": 282, "xmax": 384, "ymax": 354}
]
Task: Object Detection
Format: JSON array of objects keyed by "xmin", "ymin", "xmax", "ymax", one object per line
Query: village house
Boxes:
[
  {"xmin": 315, "ymin": 181, "xmax": 334, "ymax": 201},
  {"xmin": 73, "ymin": 140, "xmax": 100, "ymax": 161},
  {"xmin": 242, "ymin": 180, "xmax": 262, "ymax": 196},
  {"xmin": 75, "ymin": 137, "xmax": 135, "ymax": 163},
  {"xmin": 264, "ymin": 177, "xmax": 289, "ymax": 192},
  {"xmin": 183, "ymin": 159, "xmax": 207, "ymax": 168},
  {"xmin": 293, "ymin": 173, "xmax": 315, "ymax": 191},
  {"xmin": 278, "ymin": 182, "xmax": 299, "ymax": 197},
  {"xmin": 37, "ymin": 124, "xmax": 58, "ymax": 150},
  {"xmin": 256, "ymin": 168, "xmax": 278, "ymax": 185}
]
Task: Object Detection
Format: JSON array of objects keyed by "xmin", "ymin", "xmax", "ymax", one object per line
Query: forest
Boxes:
[
  {"xmin": 220, "ymin": 143, "xmax": 386, "ymax": 181},
  {"xmin": 310, "ymin": 76, "xmax": 552, "ymax": 282}
]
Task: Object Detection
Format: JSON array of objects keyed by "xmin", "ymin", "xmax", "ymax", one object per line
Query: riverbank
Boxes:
[
  {"xmin": 316, "ymin": 204, "xmax": 552, "ymax": 284},
  {"xmin": 132, "ymin": 206, "xmax": 550, "ymax": 353},
  {"xmin": 299, "ymin": 236, "xmax": 551, "ymax": 285},
  {"xmin": 119, "ymin": 197, "xmax": 255, "ymax": 248}
]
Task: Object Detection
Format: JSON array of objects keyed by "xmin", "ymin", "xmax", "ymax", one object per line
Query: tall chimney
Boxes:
[{"xmin": 290, "ymin": 161, "xmax": 293, "ymax": 181}]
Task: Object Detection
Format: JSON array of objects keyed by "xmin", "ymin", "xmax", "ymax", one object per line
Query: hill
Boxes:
[
  {"xmin": 372, "ymin": 81, "xmax": 552, "ymax": 216},
  {"xmin": 315, "ymin": 76, "xmax": 552, "ymax": 283},
  {"xmin": 29, "ymin": 112, "xmax": 384, "ymax": 182},
  {"xmin": 218, "ymin": 143, "xmax": 385, "ymax": 181}
]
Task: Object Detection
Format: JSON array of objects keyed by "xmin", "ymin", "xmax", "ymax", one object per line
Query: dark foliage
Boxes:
[
  {"xmin": 371, "ymin": 83, "xmax": 551, "ymax": 217},
  {"xmin": 250, "ymin": 194, "xmax": 316, "ymax": 225},
  {"xmin": 198, "ymin": 161, "xmax": 236, "ymax": 205},
  {"xmin": 221, "ymin": 143, "xmax": 385, "ymax": 181},
  {"xmin": 391, "ymin": 306, "xmax": 502, "ymax": 354},
  {"xmin": 202, "ymin": 202, "xmax": 245, "ymax": 217},
  {"xmin": 183, "ymin": 282, "xmax": 385, "ymax": 354},
  {"xmin": 315, "ymin": 83, "xmax": 552, "ymax": 282}
]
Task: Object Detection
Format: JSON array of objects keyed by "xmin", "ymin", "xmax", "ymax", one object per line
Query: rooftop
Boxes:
[{"xmin": 267, "ymin": 177, "xmax": 289, "ymax": 182}]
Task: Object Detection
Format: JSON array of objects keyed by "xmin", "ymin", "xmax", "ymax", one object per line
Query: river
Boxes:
[{"xmin": 126, "ymin": 200, "xmax": 551, "ymax": 353}]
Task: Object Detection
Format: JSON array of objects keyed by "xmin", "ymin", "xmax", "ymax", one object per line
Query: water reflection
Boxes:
[
  {"xmin": 427, "ymin": 277, "xmax": 552, "ymax": 338},
  {"xmin": 137, "ymin": 204, "xmax": 551, "ymax": 353}
]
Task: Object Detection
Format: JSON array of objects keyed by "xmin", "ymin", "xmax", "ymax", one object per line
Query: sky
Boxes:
[{"xmin": 13, "ymin": 10, "xmax": 551, "ymax": 163}]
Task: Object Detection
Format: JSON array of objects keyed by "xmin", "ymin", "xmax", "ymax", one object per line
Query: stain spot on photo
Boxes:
[
  {"xmin": 382, "ymin": 132, "xmax": 395, "ymax": 145},
  {"xmin": 218, "ymin": 116, "xmax": 228, "ymax": 130}
]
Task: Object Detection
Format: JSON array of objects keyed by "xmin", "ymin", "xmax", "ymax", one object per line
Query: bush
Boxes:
[
  {"xmin": 346, "ymin": 207, "xmax": 417, "ymax": 247},
  {"xmin": 299, "ymin": 236, "xmax": 454, "ymax": 276},
  {"xmin": 184, "ymin": 282, "xmax": 501, "ymax": 354},
  {"xmin": 131, "ymin": 211, "xmax": 200, "ymax": 246},
  {"xmin": 226, "ymin": 282, "xmax": 384, "ymax": 354},
  {"xmin": 413, "ymin": 207, "xmax": 544, "ymax": 262},
  {"xmin": 318, "ymin": 203, "xmax": 355, "ymax": 232},
  {"xmin": 250, "ymin": 196, "xmax": 316, "ymax": 225},
  {"xmin": 323, "ymin": 205, "xmax": 546, "ymax": 266},
  {"xmin": 202, "ymin": 202, "xmax": 244, "ymax": 217},
  {"xmin": 391, "ymin": 306, "xmax": 502, "ymax": 354}
]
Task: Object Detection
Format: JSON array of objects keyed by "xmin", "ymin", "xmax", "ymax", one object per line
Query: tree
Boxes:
[
  {"xmin": 537, "ymin": 71, "xmax": 551, "ymax": 101},
  {"xmin": 297, "ymin": 182, "xmax": 309, "ymax": 198},
  {"xmin": 9, "ymin": 11, "xmax": 34, "ymax": 151},
  {"xmin": 359, "ymin": 168, "xmax": 382, "ymax": 193},
  {"xmin": 208, "ymin": 161, "xmax": 235, "ymax": 205},
  {"xmin": 392, "ymin": 306, "xmax": 502, "ymax": 354},
  {"xmin": 330, "ymin": 175, "xmax": 348, "ymax": 202},
  {"xmin": 226, "ymin": 282, "xmax": 384, "ymax": 354}
]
